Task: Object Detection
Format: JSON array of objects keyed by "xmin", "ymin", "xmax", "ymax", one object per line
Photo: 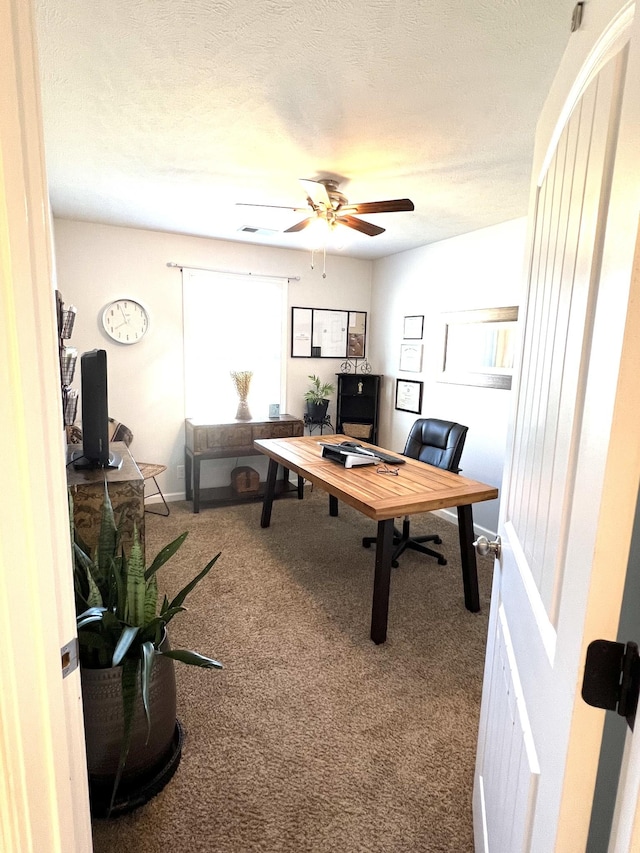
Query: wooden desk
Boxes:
[
  {"xmin": 185, "ymin": 415, "xmax": 304, "ymax": 513},
  {"xmin": 254, "ymin": 435, "xmax": 498, "ymax": 644},
  {"xmin": 67, "ymin": 441, "xmax": 144, "ymax": 558}
]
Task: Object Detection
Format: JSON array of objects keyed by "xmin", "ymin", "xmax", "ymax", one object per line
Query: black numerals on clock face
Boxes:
[{"xmin": 104, "ymin": 300, "xmax": 148, "ymax": 343}]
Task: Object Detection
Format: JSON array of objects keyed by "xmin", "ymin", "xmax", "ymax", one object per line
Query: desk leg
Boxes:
[
  {"xmin": 370, "ymin": 518, "xmax": 394, "ymax": 644},
  {"xmin": 457, "ymin": 504, "xmax": 480, "ymax": 612},
  {"xmin": 297, "ymin": 475, "xmax": 304, "ymax": 499},
  {"xmin": 185, "ymin": 452, "xmax": 192, "ymax": 502},
  {"xmin": 193, "ymin": 457, "xmax": 201, "ymax": 514},
  {"xmin": 261, "ymin": 459, "xmax": 279, "ymax": 528},
  {"xmin": 329, "ymin": 495, "xmax": 338, "ymax": 516}
]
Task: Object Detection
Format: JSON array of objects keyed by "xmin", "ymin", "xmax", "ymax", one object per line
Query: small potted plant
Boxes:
[
  {"xmin": 72, "ymin": 484, "xmax": 223, "ymax": 816},
  {"xmin": 304, "ymin": 374, "xmax": 335, "ymax": 423}
]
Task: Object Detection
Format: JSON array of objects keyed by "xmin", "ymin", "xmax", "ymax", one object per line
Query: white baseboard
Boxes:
[
  {"xmin": 152, "ymin": 491, "xmax": 497, "ymax": 541},
  {"xmin": 146, "ymin": 490, "xmax": 183, "ymax": 505},
  {"xmin": 432, "ymin": 507, "xmax": 496, "ymax": 540}
]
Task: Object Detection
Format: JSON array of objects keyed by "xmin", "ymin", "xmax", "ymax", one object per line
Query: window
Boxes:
[{"xmin": 182, "ymin": 269, "xmax": 288, "ymax": 419}]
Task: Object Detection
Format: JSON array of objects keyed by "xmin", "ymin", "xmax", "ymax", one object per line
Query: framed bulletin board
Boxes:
[{"xmin": 291, "ymin": 307, "xmax": 367, "ymax": 358}]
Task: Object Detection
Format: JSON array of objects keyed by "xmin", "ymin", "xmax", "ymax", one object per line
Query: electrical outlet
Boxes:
[{"xmin": 177, "ymin": 464, "xmax": 185, "ymax": 479}]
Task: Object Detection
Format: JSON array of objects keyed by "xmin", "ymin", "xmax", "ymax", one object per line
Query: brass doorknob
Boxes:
[{"xmin": 473, "ymin": 535, "xmax": 502, "ymax": 559}]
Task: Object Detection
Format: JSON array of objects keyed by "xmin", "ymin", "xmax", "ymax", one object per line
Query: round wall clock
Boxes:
[{"xmin": 101, "ymin": 299, "xmax": 149, "ymax": 344}]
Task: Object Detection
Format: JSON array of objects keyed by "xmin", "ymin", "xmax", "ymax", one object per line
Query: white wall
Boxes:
[
  {"xmin": 369, "ymin": 218, "xmax": 528, "ymax": 533},
  {"xmin": 52, "ymin": 219, "xmax": 373, "ymax": 496},
  {"xmin": 53, "ymin": 217, "xmax": 525, "ymax": 530}
]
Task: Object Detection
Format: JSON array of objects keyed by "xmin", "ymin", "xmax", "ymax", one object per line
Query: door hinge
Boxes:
[
  {"xmin": 582, "ymin": 639, "xmax": 640, "ymax": 731},
  {"xmin": 60, "ymin": 637, "xmax": 79, "ymax": 679}
]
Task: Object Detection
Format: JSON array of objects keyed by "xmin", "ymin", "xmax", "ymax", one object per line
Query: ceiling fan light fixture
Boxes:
[
  {"xmin": 305, "ymin": 216, "xmax": 331, "ymax": 251},
  {"xmin": 331, "ymin": 227, "xmax": 346, "ymax": 251},
  {"xmin": 239, "ymin": 177, "xmax": 414, "ymax": 247}
]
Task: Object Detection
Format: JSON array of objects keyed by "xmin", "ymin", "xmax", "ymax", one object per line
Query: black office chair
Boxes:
[{"xmin": 362, "ymin": 418, "xmax": 468, "ymax": 567}]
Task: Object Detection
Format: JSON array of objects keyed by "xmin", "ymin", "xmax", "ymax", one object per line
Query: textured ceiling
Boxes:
[{"xmin": 34, "ymin": 0, "xmax": 573, "ymax": 260}]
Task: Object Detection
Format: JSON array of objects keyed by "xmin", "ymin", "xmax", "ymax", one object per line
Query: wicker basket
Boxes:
[
  {"xmin": 342, "ymin": 422, "xmax": 372, "ymax": 439},
  {"xmin": 231, "ymin": 466, "xmax": 260, "ymax": 495}
]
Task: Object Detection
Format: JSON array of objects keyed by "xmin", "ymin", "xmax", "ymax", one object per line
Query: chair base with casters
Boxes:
[
  {"xmin": 137, "ymin": 462, "xmax": 170, "ymax": 516},
  {"xmin": 362, "ymin": 516, "xmax": 447, "ymax": 567},
  {"xmin": 361, "ymin": 418, "xmax": 467, "ymax": 568}
]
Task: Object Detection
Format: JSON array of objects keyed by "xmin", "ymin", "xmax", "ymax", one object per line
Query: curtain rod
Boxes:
[{"xmin": 166, "ymin": 262, "xmax": 300, "ymax": 281}]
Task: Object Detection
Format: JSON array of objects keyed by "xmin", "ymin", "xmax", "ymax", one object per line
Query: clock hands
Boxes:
[{"xmin": 103, "ymin": 299, "xmax": 148, "ymax": 344}]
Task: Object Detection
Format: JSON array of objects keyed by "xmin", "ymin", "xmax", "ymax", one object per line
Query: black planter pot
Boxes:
[
  {"xmin": 306, "ymin": 400, "xmax": 329, "ymax": 423},
  {"xmin": 81, "ymin": 642, "xmax": 181, "ymax": 817},
  {"xmin": 88, "ymin": 721, "xmax": 184, "ymax": 818}
]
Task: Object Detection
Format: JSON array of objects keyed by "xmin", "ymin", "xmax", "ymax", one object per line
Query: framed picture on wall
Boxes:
[
  {"xmin": 395, "ymin": 379, "xmax": 423, "ymax": 414},
  {"xmin": 439, "ymin": 306, "xmax": 518, "ymax": 389},
  {"xmin": 403, "ymin": 315, "xmax": 424, "ymax": 339},
  {"xmin": 399, "ymin": 343, "xmax": 423, "ymax": 372}
]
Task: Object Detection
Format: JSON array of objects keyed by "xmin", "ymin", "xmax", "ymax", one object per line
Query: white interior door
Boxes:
[{"xmin": 473, "ymin": 2, "xmax": 640, "ymax": 851}]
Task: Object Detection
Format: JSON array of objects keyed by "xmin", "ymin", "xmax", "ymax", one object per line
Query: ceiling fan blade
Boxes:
[
  {"xmin": 339, "ymin": 198, "xmax": 415, "ymax": 215},
  {"xmin": 284, "ymin": 217, "xmax": 316, "ymax": 233},
  {"xmin": 299, "ymin": 179, "xmax": 331, "ymax": 208},
  {"xmin": 336, "ymin": 215, "xmax": 385, "ymax": 236},
  {"xmin": 236, "ymin": 202, "xmax": 308, "ymax": 212}
]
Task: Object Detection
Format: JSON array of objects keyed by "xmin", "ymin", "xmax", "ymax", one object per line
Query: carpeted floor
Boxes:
[{"xmin": 90, "ymin": 489, "xmax": 493, "ymax": 853}]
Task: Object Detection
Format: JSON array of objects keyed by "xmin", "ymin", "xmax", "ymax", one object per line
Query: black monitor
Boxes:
[{"xmin": 70, "ymin": 349, "xmax": 122, "ymax": 470}]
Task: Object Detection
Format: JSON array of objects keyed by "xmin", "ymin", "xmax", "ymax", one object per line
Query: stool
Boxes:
[{"xmin": 137, "ymin": 462, "xmax": 170, "ymax": 516}]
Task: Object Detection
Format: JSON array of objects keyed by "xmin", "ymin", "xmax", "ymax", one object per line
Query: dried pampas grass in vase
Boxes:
[{"xmin": 231, "ymin": 370, "xmax": 253, "ymax": 420}]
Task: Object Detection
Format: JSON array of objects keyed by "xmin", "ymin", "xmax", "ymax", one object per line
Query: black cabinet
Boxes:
[{"xmin": 335, "ymin": 373, "xmax": 381, "ymax": 444}]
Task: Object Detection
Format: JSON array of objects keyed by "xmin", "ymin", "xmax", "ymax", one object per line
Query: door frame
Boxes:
[{"xmin": 0, "ymin": 0, "xmax": 92, "ymax": 849}]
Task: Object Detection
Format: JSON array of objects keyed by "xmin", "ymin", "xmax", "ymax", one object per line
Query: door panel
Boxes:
[
  {"xmin": 477, "ymin": 603, "xmax": 540, "ymax": 852},
  {"xmin": 509, "ymin": 71, "xmax": 610, "ymax": 619}
]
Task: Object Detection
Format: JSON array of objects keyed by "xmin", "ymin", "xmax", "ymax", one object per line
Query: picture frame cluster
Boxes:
[{"xmin": 396, "ymin": 314, "xmax": 424, "ymax": 413}]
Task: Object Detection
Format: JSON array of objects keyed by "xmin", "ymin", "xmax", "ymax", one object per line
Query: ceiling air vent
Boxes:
[{"xmin": 238, "ymin": 226, "xmax": 277, "ymax": 235}]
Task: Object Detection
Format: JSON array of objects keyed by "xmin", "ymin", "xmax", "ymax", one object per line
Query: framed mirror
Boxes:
[{"xmin": 439, "ymin": 306, "xmax": 519, "ymax": 389}]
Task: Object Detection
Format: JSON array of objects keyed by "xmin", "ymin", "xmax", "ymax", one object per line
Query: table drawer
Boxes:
[
  {"xmin": 205, "ymin": 425, "xmax": 252, "ymax": 448},
  {"xmin": 186, "ymin": 417, "xmax": 304, "ymax": 453},
  {"xmin": 252, "ymin": 422, "xmax": 303, "ymax": 440}
]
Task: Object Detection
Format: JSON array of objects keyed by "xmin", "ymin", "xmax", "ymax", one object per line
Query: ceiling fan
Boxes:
[{"xmin": 237, "ymin": 178, "xmax": 414, "ymax": 236}]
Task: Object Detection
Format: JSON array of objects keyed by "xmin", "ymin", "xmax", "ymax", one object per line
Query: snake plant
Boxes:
[{"xmin": 72, "ymin": 484, "xmax": 222, "ymax": 810}]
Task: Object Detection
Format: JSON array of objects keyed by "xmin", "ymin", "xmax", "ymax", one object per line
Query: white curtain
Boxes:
[{"xmin": 182, "ymin": 269, "xmax": 288, "ymax": 421}]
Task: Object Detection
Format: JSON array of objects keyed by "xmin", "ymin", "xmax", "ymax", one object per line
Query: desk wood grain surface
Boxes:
[{"xmin": 253, "ymin": 435, "xmax": 498, "ymax": 521}]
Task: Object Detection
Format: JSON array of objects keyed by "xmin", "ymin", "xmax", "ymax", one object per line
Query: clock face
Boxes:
[{"xmin": 102, "ymin": 299, "xmax": 149, "ymax": 344}]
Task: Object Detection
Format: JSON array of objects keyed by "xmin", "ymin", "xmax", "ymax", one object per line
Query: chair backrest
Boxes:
[
  {"xmin": 108, "ymin": 417, "xmax": 133, "ymax": 448},
  {"xmin": 67, "ymin": 418, "xmax": 134, "ymax": 448},
  {"xmin": 403, "ymin": 418, "xmax": 468, "ymax": 472}
]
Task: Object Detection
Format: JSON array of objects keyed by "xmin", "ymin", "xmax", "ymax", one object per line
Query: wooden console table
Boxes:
[
  {"xmin": 184, "ymin": 415, "xmax": 304, "ymax": 513},
  {"xmin": 67, "ymin": 441, "xmax": 145, "ymax": 558}
]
